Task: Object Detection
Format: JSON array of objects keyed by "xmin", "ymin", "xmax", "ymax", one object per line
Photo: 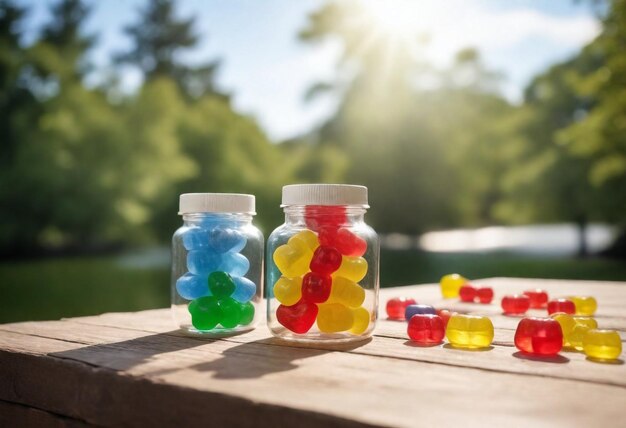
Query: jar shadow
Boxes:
[{"xmin": 512, "ymin": 351, "xmax": 570, "ymax": 363}]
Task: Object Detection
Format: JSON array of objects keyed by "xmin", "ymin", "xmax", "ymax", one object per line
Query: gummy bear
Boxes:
[
  {"xmin": 208, "ymin": 271, "xmax": 235, "ymax": 299},
  {"xmin": 273, "ymin": 276, "xmax": 303, "ymax": 306},
  {"xmin": 318, "ymin": 227, "xmax": 367, "ymax": 257},
  {"xmin": 176, "ymin": 272, "xmax": 210, "ymax": 300},
  {"xmin": 317, "ymin": 303, "xmax": 354, "ymax": 333},
  {"xmin": 301, "ymin": 272, "xmax": 332, "ymax": 303},
  {"xmin": 276, "ymin": 300, "xmax": 318, "ymax": 334},
  {"xmin": 333, "ymin": 256, "xmax": 368, "ymax": 282},
  {"xmin": 218, "ymin": 297, "xmax": 243, "ymax": 328},
  {"xmin": 189, "ymin": 296, "xmax": 221, "ymax": 330},
  {"xmin": 327, "ymin": 276, "xmax": 365, "ymax": 308},
  {"xmin": 309, "ymin": 246, "xmax": 342, "ymax": 275}
]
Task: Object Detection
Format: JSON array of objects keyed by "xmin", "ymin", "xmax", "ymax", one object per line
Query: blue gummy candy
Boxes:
[
  {"xmin": 231, "ymin": 276, "xmax": 256, "ymax": 303},
  {"xmin": 405, "ymin": 304, "xmax": 437, "ymax": 320},
  {"xmin": 187, "ymin": 250, "xmax": 222, "ymax": 276},
  {"xmin": 219, "ymin": 252, "xmax": 250, "ymax": 277},
  {"xmin": 176, "ymin": 273, "xmax": 210, "ymax": 300},
  {"xmin": 208, "ymin": 227, "xmax": 247, "ymax": 253},
  {"xmin": 182, "ymin": 227, "xmax": 210, "ymax": 251}
]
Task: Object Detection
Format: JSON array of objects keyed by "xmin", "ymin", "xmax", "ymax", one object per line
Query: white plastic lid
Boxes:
[
  {"xmin": 179, "ymin": 193, "xmax": 255, "ymax": 215},
  {"xmin": 281, "ymin": 184, "xmax": 369, "ymax": 207}
]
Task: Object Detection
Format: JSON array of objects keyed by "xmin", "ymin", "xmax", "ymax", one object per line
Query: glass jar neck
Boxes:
[
  {"xmin": 182, "ymin": 212, "xmax": 253, "ymax": 226},
  {"xmin": 283, "ymin": 205, "xmax": 366, "ymax": 227}
]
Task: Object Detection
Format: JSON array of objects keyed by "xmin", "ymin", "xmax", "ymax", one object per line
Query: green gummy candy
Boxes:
[
  {"xmin": 208, "ymin": 271, "xmax": 235, "ymax": 298},
  {"xmin": 188, "ymin": 296, "xmax": 221, "ymax": 330},
  {"xmin": 239, "ymin": 302, "xmax": 255, "ymax": 326},
  {"xmin": 218, "ymin": 297, "xmax": 242, "ymax": 328}
]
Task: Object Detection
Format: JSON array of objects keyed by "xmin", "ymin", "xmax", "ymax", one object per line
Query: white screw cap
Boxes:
[
  {"xmin": 281, "ymin": 184, "xmax": 368, "ymax": 207},
  {"xmin": 179, "ymin": 193, "xmax": 255, "ymax": 214}
]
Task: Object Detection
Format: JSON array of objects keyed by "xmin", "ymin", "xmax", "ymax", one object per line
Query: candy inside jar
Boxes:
[{"xmin": 267, "ymin": 184, "xmax": 379, "ymax": 342}]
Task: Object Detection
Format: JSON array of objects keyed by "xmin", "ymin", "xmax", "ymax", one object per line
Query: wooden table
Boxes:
[{"xmin": 1, "ymin": 278, "xmax": 625, "ymax": 427}]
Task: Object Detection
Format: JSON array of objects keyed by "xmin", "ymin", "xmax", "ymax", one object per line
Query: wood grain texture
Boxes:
[{"xmin": 0, "ymin": 277, "xmax": 625, "ymax": 428}]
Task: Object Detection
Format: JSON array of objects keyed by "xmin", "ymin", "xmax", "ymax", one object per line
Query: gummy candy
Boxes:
[
  {"xmin": 189, "ymin": 296, "xmax": 221, "ymax": 330},
  {"xmin": 208, "ymin": 227, "xmax": 247, "ymax": 253},
  {"xmin": 218, "ymin": 297, "xmax": 243, "ymax": 328},
  {"xmin": 552, "ymin": 313, "xmax": 598, "ymax": 350},
  {"xmin": 319, "ymin": 227, "xmax": 367, "ymax": 257},
  {"xmin": 547, "ymin": 298, "xmax": 575, "ymax": 315},
  {"xmin": 317, "ymin": 303, "xmax": 354, "ymax": 333},
  {"xmin": 436, "ymin": 309, "xmax": 454, "ymax": 328},
  {"xmin": 219, "ymin": 251, "xmax": 250, "ymax": 277},
  {"xmin": 208, "ymin": 271, "xmax": 235, "ymax": 298},
  {"xmin": 273, "ymin": 276, "xmax": 303, "ymax": 306},
  {"xmin": 514, "ymin": 317, "xmax": 563, "ymax": 356},
  {"xmin": 407, "ymin": 314, "xmax": 445, "ymax": 345},
  {"xmin": 476, "ymin": 287, "xmax": 494, "ymax": 304},
  {"xmin": 501, "ymin": 294, "xmax": 530, "ymax": 315},
  {"xmin": 301, "ymin": 272, "xmax": 332, "ymax": 303},
  {"xmin": 386, "ymin": 297, "xmax": 417, "ymax": 320},
  {"xmin": 350, "ymin": 307, "xmax": 370, "ymax": 335},
  {"xmin": 333, "ymin": 256, "xmax": 368, "ymax": 282},
  {"xmin": 405, "ymin": 304, "xmax": 437, "ymax": 320},
  {"xmin": 310, "ymin": 245, "xmax": 342, "ymax": 275},
  {"xmin": 583, "ymin": 329, "xmax": 622, "ymax": 361},
  {"xmin": 276, "ymin": 300, "xmax": 318, "ymax": 334},
  {"xmin": 231, "ymin": 276, "xmax": 256, "ymax": 303},
  {"xmin": 176, "ymin": 272, "xmax": 210, "ymax": 300},
  {"xmin": 459, "ymin": 285, "xmax": 477, "ymax": 302},
  {"xmin": 569, "ymin": 295, "xmax": 597, "ymax": 316},
  {"xmin": 523, "ymin": 289, "xmax": 549, "ymax": 309},
  {"xmin": 182, "ymin": 227, "xmax": 210, "ymax": 251},
  {"xmin": 239, "ymin": 301, "xmax": 255, "ymax": 325},
  {"xmin": 187, "ymin": 250, "xmax": 221, "ymax": 276},
  {"xmin": 446, "ymin": 314, "xmax": 494, "ymax": 349},
  {"xmin": 273, "ymin": 243, "xmax": 312, "ymax": 278},
  {"xmin": 440, "ymin": 274, "xmax": 467, "ymax": 298},
  {"xmin": 289, "ymin": 229, "xmax": 319, "ymax": 253},
  {"xmin": 305, "ymin": 205, "xmax": 347, "ymax": 231},
  {"xmin": 327, "ymin": 276, "xmax": 365, "ymax": 308}
]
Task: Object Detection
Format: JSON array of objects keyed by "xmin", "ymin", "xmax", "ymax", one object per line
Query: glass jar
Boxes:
[
  {"xmin": 267, "ymin": 184, "xmax": 379, "ymax": 342},
  {"xmin": 171, "ymin": 193, "xmax": 263, "ymax": 336}
]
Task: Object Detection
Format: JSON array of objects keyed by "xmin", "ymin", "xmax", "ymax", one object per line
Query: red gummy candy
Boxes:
[
  {"xmin": 477, "ymin": 287, "xmax": 494, "ymax": 304},
  {"xmin": 523, "ymin": 289, "xmax": 549, "ymax": 309},
  {"xmin": 319, "ymin": 227, "xmax": 367, "ymax": 257},
  {"xmin": 305, "ymin": 205, "xmax": 347, "ymax": 231},
  {"xmin": 514, "ymin": 317, "xmax": 563, "ymax": 356},
  {"xmin": 547, "ymin": 298, "xmax": 575, "ymax": 315},
  {"xmin": 276, "ymin": 300, "xmax": 319, "ymax": 334},
  {"xmin": 501, "ymin": 294, "xmax": 531, "ymax": 315},
  {"xmin": 436, "ymin": 309, "xmax": 454, "ymax": 328},
  {"xmin": 459, "ymin": 284, "xmax": 477, "ymax": 302},
  {"xmin": 301, "ymin": 272, "xmax": 332, "ymax": 303},
  {"xmin": 309, "ymin": 245, "xmax": 342, "ymax": 275},
  {"xmin": 407, "ymin": 314, "xmax": 445, "ymax": 345},
  {"xmin": 386, "ymin": 297, "xmax": 417, "ymax": 320}
]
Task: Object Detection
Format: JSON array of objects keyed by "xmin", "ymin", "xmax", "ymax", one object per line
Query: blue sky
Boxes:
[{"xmin": 18, "ymin": 0, "xmax": 600, "ymax": 141}]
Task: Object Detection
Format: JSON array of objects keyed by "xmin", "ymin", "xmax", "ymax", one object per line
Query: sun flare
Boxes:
[{"xmin": 361, "ymin": 0, "xmax": 432, "ymax": 39}]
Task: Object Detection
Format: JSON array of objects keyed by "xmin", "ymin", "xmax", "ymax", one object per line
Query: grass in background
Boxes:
[{"xmin": 1, "ymin": 249, "xmax": 626, "ymax": 324}]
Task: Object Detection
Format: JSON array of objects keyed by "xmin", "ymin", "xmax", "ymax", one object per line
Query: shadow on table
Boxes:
[{"xmin": 512, "ymin": 351, "xmax": 570, "ymax": 364}]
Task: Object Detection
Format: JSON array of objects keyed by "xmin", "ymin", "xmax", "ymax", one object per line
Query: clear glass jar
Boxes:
[
  {"xmin": 171, "ymin": 193, "xmax": 263, "ymax": 336},
  {"xmin": 267, "ymin": 184, "xmax": 379, "ymax": 342}
]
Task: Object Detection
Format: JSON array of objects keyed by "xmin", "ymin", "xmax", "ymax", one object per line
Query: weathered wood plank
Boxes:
[{"xmin": 0, "ymin": 400, "xmax": 89, "ymax": 428}]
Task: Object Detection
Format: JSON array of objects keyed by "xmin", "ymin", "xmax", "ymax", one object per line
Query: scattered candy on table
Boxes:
[
  {"xmin": 476, "ymin": 287, "xmax": 494, "ymax": 304},
  {"xmin": 405, "ymin": 304, "xmax": 437, "ymax": 320},
  {"xmin": 501, "ymin": 294, "xmax": 531, "ymax": 315},
  {"xmin": 459, "ymin": 284, "xmax": 477, "ymax": 302},
  {"xmin": 440, "ymin": 273, "xmax": 467, "ymax": 298},
  {"xmin": 547, "ymin": 298, "xmax": 576, "ymax": 315},
  {"xmin": 514, "ymin": 317, "xmax": 563, "ymax": 356},
  {"xmin": 436, "ymin": 309, "xmax": 454, "ymax": 328},
  {"xmin": 552, "ymin": 313, "xmax": 598, "ymax": 350},
  {"xmin": 407, "ymin": 314, "xmax": 445, "ymax": 345},
  {"xmin": 458, "ymin": 284, "xmax": 493, "ymax": 304},
  {"xmin": 569, "ymin": 295, "xmax": 598, "ymax": 316},
  {"xmin": 523, "ymin": 289, "xmax": 549, "ymax": 309},
  {"xmin": 386, "ymin": 297, "xmax": 417, "ymax": 320},
  {"xmin": 583, "ymin": 329, "xmax": 622, "ymax": 361},
  {"xmin": 446, "ymin": 314, "xmax": 494, "ymax": 349}
]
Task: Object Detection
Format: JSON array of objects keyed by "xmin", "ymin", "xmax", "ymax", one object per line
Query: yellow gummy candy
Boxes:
[
  {"xmin": 273, "ymin": 276, "xmax": 302, "ymax": 306},
  {"xmin": 446, "ymin": 314, "xmax": 494, "ymax": 349},
  {"xmin": 333, "ymin": 256, "xmax": 368, "ymax": 283},
  {"xmin": 569, "ymin": 295, "xmax": 597, "ymax": 316},
  {"xmin": 440, "ymin": 273, "xmax": 467, "ymax": 299},
  {"xmin": 327, "ymin": 276, "xmax": 365, "ymax": 308},
  {"xmin": 289, "ymin": 229, "xmax": 319, "ymax": 253},
  {"xmin": 583, "ymin": 329, "xmax": 622, "ymax": 361},
  {"xmin": 317, "ymin": 303, "xmax": 354, "ymax": 333},
  {"xmin": 551, "ymin": 313, "xmax": 576, "ymax": 345},
  {"xmin": 273, "ymin": 243, "xmax": 312, "ymax": 278},
  {"xmin": 349, "ymin": 307, "xmax": 370, "ymax": 335},
  {"xmin": 568, "ymin": 316, "xmax": 598, "ymax": 350}
]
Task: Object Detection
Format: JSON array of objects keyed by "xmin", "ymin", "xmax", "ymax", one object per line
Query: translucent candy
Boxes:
[
  {"xmin": 333, "ymin": 256, "xmax": 368, "ymax": 282},
  {"xmin": 523, "ymin": 289, "xmax": 549, "ymax": 309},
  {"xmin": 273, "ymin": 276, "xmax": 303, "ymax": 306},
  {"xmin": 501, "ymin": 294, "xmax": 530, "ymax": 315},
  {"xmin": 583, "ymin": 329, "xmax": 622, "ymax": 361},
  {"xmin": 208, "ymin": 271, "xmax": 235, "ymax": 298},
  {"xmin": 176, "ymin": 272, "xmax": 210, "ymax": 300},
  {"xmin": 547, "ymin": 298, "xmax": 575, "ymax": 315},
  {"xmin": 408, "ymin": 314, "xmax": 445, "ymax": 345},
  {"xmin": 440, "ymin": 274, "xmax": 467, "ymax": 298},
  {"xmin": 276, "ymin": 300, "xmax": 318, "ymax": 334},
  {"xmin": 446, "ymin": 314, "xmax": 494, "ymax": 349},
  {"xmin": 316, "ymin": 303, "xmax": 354, "ymax": 333},
  {"xmin": 289, "ymin": 229, "xmax": 319, "ymax": 253},
  {"xmin": 189, "ymin": 296, "xmax": 221, "ymax": 330},
  {"xmin": 309, "ymin": 245, "xmax": 342, "ymax": 275},
  {"xmin": 305, "ymin": 205, "xmax": 346, "ymax": 231},
  {"xmin": 182, "ymin": 227, "xmax": 210, "ymax": 250},
  {"xmin": 436, "ymin": 309, "xmax": 454, "ymax": 328},
  {"xmin": 477, "ymin": 287, "xmax": 493, "ymax": 304},
  {"xmin": 231, "ymin": 276, "xmax": 256, "ymax": 303},
  {"xmin": 219, "ymin": 252, "xmax": 250, "ymax": 277},
  {"xmin": 552, "ymin": 313, "xmax": 598, "ymax": 350},
  {"xmin": 349, "ymin": 307, "xmax": 370, "ymax": 335},
  {"xmin": 187, "ymin": 250, "xmax": 222, "ymax": 276},
  {"xmin": 405, "ymin": 304, "xmax": 437, "ymax": 320},
  {"xmin": 319, "ymin": 227, "xmax": 367, "ymax": 257},
  {"xmin": 569, "ymin": 295, "xmax": 597, "ymax": 316},
  {"xmin": 273, "ymin": 242, "xmax": 312, "ymax": 278},
  {"xmin": 459, "ymin": 284, "xmax": 477, "ymax": 302},
  {"xmin": 218, "ymin": 297, "xmax": 242, "ymax": 328},
  {"xmin": 301, "ymin": 272, "xmax": 332, "ymax": 303},
  {"xmin": 327, "ymin": 276, "xmax": 365, "ymax": 308},
  {"xmin": 514, "ymin": 317, "xmax": 563, "ymax": 356},
  {"xmin": 386, "ymin": 297, "xmax": 417, "ymax": 320},
  {"xmin": 208, "ymin": 227, "xmax": 247, "ymax": 253},
  {"xmin": 239, "ymin": 301, "xmax": 255, "ymax": 326}
]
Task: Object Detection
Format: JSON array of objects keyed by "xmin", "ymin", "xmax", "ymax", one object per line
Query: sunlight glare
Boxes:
[{"xmin": 361, "ymin": 0, "xmax": 432, "ymax": 39}]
